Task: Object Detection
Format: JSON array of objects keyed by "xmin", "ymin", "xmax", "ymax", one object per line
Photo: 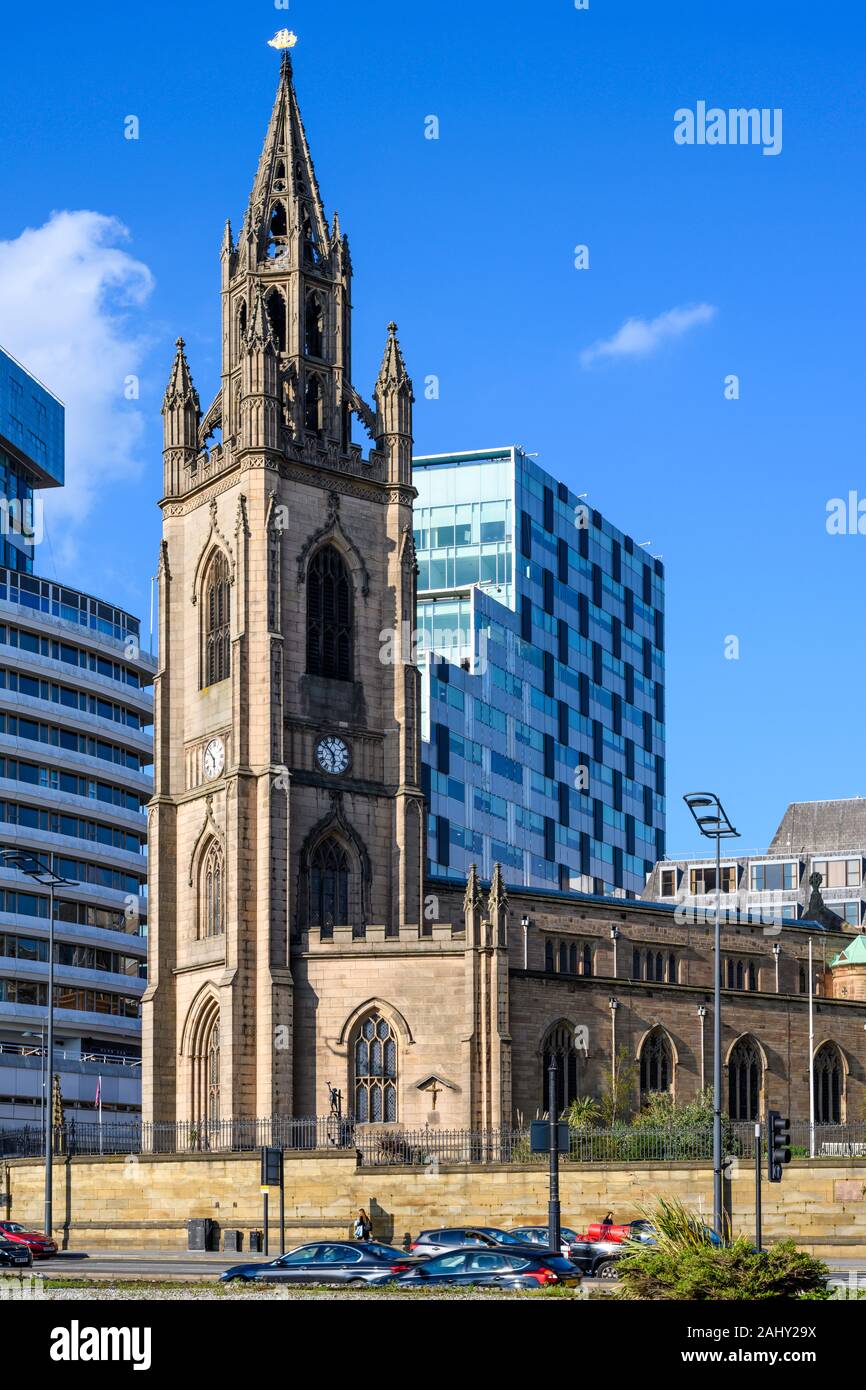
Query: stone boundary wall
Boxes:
[{"xmin": 2, "ymin": 1152, "xmax": 865, "ymax": 1257}]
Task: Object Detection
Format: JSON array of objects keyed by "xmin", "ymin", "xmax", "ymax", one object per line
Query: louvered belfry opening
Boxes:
[{"xmin": 306, "ymin": 545, "xmax": 352, "ymax": 680}]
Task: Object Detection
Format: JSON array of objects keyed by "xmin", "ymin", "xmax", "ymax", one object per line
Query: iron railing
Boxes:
[{"xmin": 2, "ymin": 1118, "xmax": 865, "ymax": 1164}]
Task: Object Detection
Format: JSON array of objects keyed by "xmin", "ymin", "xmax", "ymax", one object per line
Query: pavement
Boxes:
[{"xmin": 33, "ymin": 1249, "xmax": 274, "ymax": 1281}]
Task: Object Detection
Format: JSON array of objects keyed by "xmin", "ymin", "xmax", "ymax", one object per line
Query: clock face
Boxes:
[
  {"xmin": 203, "ymin": 737, "xmax": 225, "ymax": 781},
  {"xmin": 315, "ymin": 736, "xmax": 350, "ymax": 776}
]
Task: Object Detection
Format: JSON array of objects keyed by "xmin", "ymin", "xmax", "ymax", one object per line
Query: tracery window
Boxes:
[
  {"xmin": 203, "ymin": 550, "xmax": 230, "ymax": 688},
  {"xmin": 353, "ymin": 1012, "xmax": 397, "ymax": 1122}
]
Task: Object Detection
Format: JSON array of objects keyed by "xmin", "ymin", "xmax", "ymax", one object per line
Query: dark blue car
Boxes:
[
  {"xmin": 0, "ymin": 1237, "xmax": 32, "ymax": 1269},
  {"xmin": 220, "ymin": 1240, "xmax": 413, "ymax": 1285},
  {"xmin": 388, "ymin": 1248, "xmax": 581, "ymax": 1289}
]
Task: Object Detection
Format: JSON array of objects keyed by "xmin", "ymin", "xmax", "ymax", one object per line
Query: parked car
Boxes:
[
  {"xmin": 387, "ymin": 1248, "xmax": 581, "ymax": 1289},
  {"xmin": 220, "ymin": 1241, "xmax": 414, "ymax": 1285},
  {"xmin": 0, "ymin": 1221, "xmax": 57, "ymax": 1258},
  {"xmin": 565, "ymin": 1235, "xmax": 627, "ymax": 1279},
  {"xmin": 409, "ymin": 1227, "xmax": 546, "ymax": 1257},
  {"xmin": 510, "ymin": 1225, "xmax": 583, "ymax": 1259},
  {"xmin": 0, "ymin": 1237, "xmax": 33, "ymax": 1269}
]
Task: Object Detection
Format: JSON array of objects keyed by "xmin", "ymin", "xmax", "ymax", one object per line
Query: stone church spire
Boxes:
[
  {"xmin": 161, "ymin": 337, "xmax": 200, "ymax": 496},
  {"xmin": 375, "ymin": 322, "xmax": 414, "ymax": 485},
  {"xmin": 240, "ymin": 49, "xmax": 331, "ymax": 269}
]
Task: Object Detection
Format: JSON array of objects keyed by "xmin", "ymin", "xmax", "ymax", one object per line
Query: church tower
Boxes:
[{"xmin": 142, "ymin": 48, "xmax": 426, "ymax": 1126}]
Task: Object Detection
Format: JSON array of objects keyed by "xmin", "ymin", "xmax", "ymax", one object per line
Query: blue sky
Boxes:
[{"xmin": 0, "ymin": 0, "xmax": 864, "ymax": 856}]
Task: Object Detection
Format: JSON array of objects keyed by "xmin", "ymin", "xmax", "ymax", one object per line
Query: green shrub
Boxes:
[
  {"xmin": 616, "ymin": 1237, "xmax": 829, "ymax": 1302},
  {"xmin": 614, "ymin": 1199, "xmax": 829, "ymax": 1300}
]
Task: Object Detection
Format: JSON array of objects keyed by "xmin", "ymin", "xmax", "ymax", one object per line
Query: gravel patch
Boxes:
[{"xmin": 40, "ymin": 1281, "xmax": 590, "ymax": 1301}]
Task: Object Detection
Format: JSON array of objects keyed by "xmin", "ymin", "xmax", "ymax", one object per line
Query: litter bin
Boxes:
[
  {"xmin": 249, "ymin": 1230, "xmax": 264, "ymax": 1253},
  {"xmin": 223, "ymin": 1229, "xmax": 243, "ymax": 1253},
  {"xmin": 188, "ymin": 1218, "xmax": 218, "ymax": 1251}
]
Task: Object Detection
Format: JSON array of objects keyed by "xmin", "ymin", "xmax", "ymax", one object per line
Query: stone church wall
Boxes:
[{"xmin": 4, "ymin": 1151, "xmax": 866, "ymax": 1258}]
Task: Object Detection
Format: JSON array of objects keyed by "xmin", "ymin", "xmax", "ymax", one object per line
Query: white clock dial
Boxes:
[
  {"xmin": 315, "ymin": 736, "xmax": 350, "ymax": 776},
  {"xmin": 203, "ymin": 737, "xmax": 225, "ymax": 781}
]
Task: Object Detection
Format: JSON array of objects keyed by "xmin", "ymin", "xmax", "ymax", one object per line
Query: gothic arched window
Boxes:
[
  {"xmin": 310, "ymin": 837, "xmax": 349, "ymax": 937},
  {"xmin": 728, "ymin": 1036, "xmax": 762, "ymax": 1121},
  {"xmin": 207, "ymin": 1021, "xmax": 220, "ymax": 1124},
  {"xmin": 200, "ymin": 840, "xmax": 224, "ymax": 940},
  {"xmin": 582, "ymin": 943, "xmax": 592, "ymax": 977},
  {"xmin": 202, "ymin": 550, "xmax": 231, "ymax": 688},
  {"xmin": 238, "ymin": 300, "xmax": 247, "ymax": 340},
  {"xmin": 568, "ymin": 943, "xmax": 577, "ymax": 975},
  {"xmin": 305, "ymin": 291, "xmax": 325, "ymax": 358},
  {"xmin": 639, "ymin": 1028, "xmax": 673, "ymax": 1099},
  {"xmin": 305, "ymin": 373, "xmax": 324, "ymax": 433},
  {"xmin": 266, "ymin": 290, "xmax": 286, "ymax": 351},
  {"xmin": 558, "ymin": 942, "xmax": 568, "ymax": 974},
  {"xmin": 541, "ymin": 1021, "xmax": 582, "ymax": 1114},
  {"xmin": 306, "ymin": 545, "xmax": 353, "ymax": 681},
  {"xmin": 545, "ymin": 940, "xmax": 554, "ymax": 973},
  {"xmin": 187, "ymin": 995, "xmax": 220, "ymax": 1140},
  {"xmin": 747, "ymin": 961, "xmax": 757, "ymax": 992},
  {"xmin": 814, "ymin": 1042, "xmax": 844, "ymax": 1124},
  {"xmin": 353, "ymin": 1012, "xmax": 397, "ymax": 1122},
  {"xmin": 668, "ymin": 952, "xmax": 677, "ymax": 983},
  {"xmin": 301, "ymin": 204, "xmax": 320, "ymax": 264},
  {"xmin": 632, "ymin": 948, "xmax": 640, "ymax": 980}
]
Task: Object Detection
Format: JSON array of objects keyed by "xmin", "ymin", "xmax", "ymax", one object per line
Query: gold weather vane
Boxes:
[{"xmin": 268, "ymin": 30, "xmax": 298, "ymax": 51}]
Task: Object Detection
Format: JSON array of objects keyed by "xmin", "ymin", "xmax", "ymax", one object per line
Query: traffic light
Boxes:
[{"xmin": 767, "ymin": 1110, "xmax": 791, "ymax": 1182}]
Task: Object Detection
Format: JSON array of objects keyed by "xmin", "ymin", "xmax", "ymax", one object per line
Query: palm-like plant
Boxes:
[
  {"xmin": 635, "ymin": 1197, "xmax": 716, "ymax": 1252},
  {"xmin": 564, "ymin": 1096, "xmax": 601, "ymax": 1130}
]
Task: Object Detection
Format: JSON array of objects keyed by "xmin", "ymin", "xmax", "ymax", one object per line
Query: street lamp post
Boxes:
[
  {"xmin": 683, "ymin": 792, "xmax": 739, "ymax": 1242},
  {"xmin": 697, "ymin": 1005, "xmax": 707, "ymax": 1091},
  {"xmin": 0, "ymin": 850, "xmax": 78, "ymax": 1237}
]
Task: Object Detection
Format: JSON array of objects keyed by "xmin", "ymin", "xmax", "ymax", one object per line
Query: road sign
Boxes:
[{"xmin": 530, "ymin": 1120, "xmax": 569, "ymax": 1154}]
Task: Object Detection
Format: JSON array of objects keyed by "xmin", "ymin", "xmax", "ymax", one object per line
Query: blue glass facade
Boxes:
[
  {"xmin": 416, "ymin": 447, "xmax": 665, "ymax": 898},
  {"xmin": 0, "ymin": 348, "xmax": 64, "ymax": 574}
]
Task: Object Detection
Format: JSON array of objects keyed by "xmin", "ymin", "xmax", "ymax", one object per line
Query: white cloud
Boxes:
[
  {"xmin": 580, "ymin": 302, "xmax": 717, "ymax": 368},
  {"xmin": 0, "ymin": 210, "xmax": 155, "ymax": 558}
]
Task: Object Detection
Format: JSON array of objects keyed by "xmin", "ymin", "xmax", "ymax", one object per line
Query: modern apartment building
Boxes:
[
  {"xmin": 0, "ymin": 347, "xmax": 154, "ymax": 1131},
  {"xmin": 416, "ymin": 446, "xmax": 665, "ymax": 898},
  {"xmin": 643, "ymin": 798, "xmax": 866, "ymax": 930}
]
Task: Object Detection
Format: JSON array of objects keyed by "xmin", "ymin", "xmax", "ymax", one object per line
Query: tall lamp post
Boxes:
[
  {"xmin": 0, "ymin": 850, "xmax": 78, "ymax": 1237},
  {"xmin": 683, "ymin": 792, "xmax": 739, "ymax": 1241}
]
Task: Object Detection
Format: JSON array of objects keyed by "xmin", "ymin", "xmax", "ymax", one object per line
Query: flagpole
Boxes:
[{"xmin": 97, "ymin": 1075, "xmax": 103, "ymax": 1155}]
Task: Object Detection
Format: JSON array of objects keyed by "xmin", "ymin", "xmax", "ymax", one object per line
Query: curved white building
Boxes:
[{"xmin": 0, "ymin": 568, "xmax": 154, "ymax": 1129}]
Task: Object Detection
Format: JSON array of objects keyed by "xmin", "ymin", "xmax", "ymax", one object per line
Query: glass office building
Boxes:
[
  {"xmin": 0, "ymin": 348, "xmax": 64, "ymax": 573},
  {"xmin": 416, "ymin": 447, "xmax": 665, "ymax": 898}
]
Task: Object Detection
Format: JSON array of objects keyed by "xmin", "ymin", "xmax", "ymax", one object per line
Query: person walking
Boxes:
[{"xmin": 353, "ymin": 1208, "xmax": 372, "ymax": 1241}]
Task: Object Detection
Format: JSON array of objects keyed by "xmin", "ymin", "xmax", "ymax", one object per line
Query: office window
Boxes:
[
  {"xmin": 813, "ymin": 858, "xmax": 861, "ymax": 890},
  {"xmin": 750, "ymin": 862, "xmax": 797, "ymax": 893},
  {"xmin": 689, "ymin": 865, "xmax": 737, "ymax": 894}
]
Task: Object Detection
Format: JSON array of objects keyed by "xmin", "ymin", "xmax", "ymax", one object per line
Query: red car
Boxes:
[{"xmin": 0, "ymin": 1221, "xmax": 57, "ymax": 1258}]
